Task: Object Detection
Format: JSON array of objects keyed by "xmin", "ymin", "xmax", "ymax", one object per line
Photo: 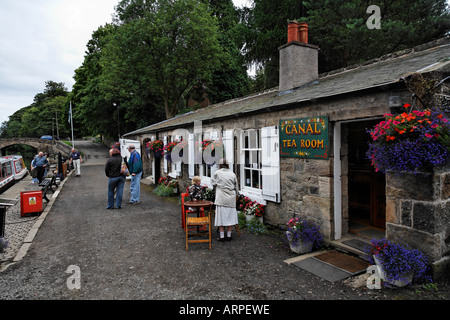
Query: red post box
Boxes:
[{"xmin": 20, "ymin": 191, "xmax": 43, "ymax": 216}]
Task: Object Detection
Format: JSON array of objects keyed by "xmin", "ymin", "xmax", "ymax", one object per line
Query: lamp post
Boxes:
[{"xmin": 114, "ymin": 103, "xmax": 120, "ymax": 140}]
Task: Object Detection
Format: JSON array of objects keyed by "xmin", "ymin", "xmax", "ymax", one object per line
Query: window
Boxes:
[
  {"xmin": 241, "ymin": 129, "xmax": 262, "ymax": 191},
  {"xmin": 239, "ymin": 126, "xmax": 281, "ymax": 204}
]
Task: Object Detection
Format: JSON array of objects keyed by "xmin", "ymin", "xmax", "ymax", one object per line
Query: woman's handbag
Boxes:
[{"xmin": 121, "ymin": 162, "xmax": 129, "ymax": 176}]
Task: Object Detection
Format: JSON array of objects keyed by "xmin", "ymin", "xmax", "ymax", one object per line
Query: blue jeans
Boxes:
[
  {"xmin": 108, "ymin": 176, "xmax": 126, "ymax": 208},
  {"xmin": 129, "ymin": 171, "xmax": 142, "ymax": 203}
]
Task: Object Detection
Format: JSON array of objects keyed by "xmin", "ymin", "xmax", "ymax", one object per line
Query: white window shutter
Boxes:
[
  {"xmin": 261, "ymin": 126, "xmax": 281, "ymax": 203},
  {"xmin": 188, "ymin": 133, "xmax": 195, "ymax": 178},
  {"xmin": 163, "ymin": 135, "xmax": 168, "ymax": 173},
  {"xmin": 174, "ymin": 135, "xmax": 182, "ymax": 176},
  {"xmin": 210, "ymin": 131, "xmax": 220, "ymax": 177}
]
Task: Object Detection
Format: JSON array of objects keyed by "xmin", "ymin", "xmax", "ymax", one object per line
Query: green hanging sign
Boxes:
[{"xmin": 279, "ymin": 116, "xmax": 329, "ymax": 159}]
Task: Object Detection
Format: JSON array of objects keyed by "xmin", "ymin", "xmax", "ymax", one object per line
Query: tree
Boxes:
[
  {"xmin": 103, "ymin": 0, "xmax": 225, "ymax": 119},
  {"xmin": 238, "ymin": 0, "xmax": 306, "ymax": 90},
  {"xmin": 204, "ymin": 0, "xmax": 251, "ymax": 104},
  {"xmin": 238, "ymin": 0, "xmax": 450, "ymax": 88},
  {"xmin": 71, "ymin": 24, "xmax": 125, "ymax": 140},
  {"xmin": 1, "ymin": 81, "xmax": 68, "ymax": 139},
  {"xmin": 303, "ymin": 0, "xmax": 450, "ymax": 73}
]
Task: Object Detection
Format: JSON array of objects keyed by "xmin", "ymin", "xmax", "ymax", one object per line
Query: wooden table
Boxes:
[{"xmin": 184, "ymin": 200, "xmax": 213, "ymax": 217}]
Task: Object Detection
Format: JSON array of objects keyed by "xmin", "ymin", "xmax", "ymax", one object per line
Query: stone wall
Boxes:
[{"xmin": 385, "ymin": 166, "xmax": 450, "ymax": 279}]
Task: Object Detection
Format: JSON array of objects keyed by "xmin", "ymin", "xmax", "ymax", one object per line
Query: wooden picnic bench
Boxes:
[{"xmin": 39, "ymin": 175, "xmax": 59, "ymax": 202}]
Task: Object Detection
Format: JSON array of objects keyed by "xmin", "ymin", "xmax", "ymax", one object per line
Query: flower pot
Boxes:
[
  {"xmin": 286, "ymin": 231, "xmax": 313, "ymax": 254},
  {"xmin": 245, "ymin": 214, "xmax": 263, "ymax": 225},
  {"xmin": 373, "ymin": 255, "xmax": 413, "ymax": 287}
]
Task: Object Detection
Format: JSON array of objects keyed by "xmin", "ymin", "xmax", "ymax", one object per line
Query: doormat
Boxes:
[
  {"xmin": 314, "ymin": 250, "xmax": 369, "ymax": 274},
  {"xmin": 292, "ymin": 250, "xmax": 369, "ymax": 283},
  {"xmin": 342, "ymin": 239, "xmax": 371, "ymax": 253}
]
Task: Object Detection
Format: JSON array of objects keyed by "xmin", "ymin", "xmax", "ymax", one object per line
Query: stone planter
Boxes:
[
  {"xmin": 285, "ymin": 231, "xmax": 313, "ymax": 254},
  {"xmin": 373, "ymin": 255, "xmax": 413, "ymax": 287},
  {"xmin": 245, "ymin": 214, "xmax": 263, "ymax": 225}
]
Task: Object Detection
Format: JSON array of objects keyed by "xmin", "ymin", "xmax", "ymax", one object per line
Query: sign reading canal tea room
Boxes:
[{"xmin": 279, "ymin": 116, "xmax": 329, "ymax": 159}]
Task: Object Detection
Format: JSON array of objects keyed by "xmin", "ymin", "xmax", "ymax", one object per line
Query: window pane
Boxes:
[
  {"xmin": 245, "ymin": 169, "xmax": 251, "ymax": 187},
  {"xmin": 245, "ymin": 150, "xmax": 250, "ymax": 166},
  {"xmin": 252, "ymin": 170, "xmax": 260, "ymax": 189},
  {"xmin": 249, "ymin": 130, "xmax": 257, "ymax": 148}
]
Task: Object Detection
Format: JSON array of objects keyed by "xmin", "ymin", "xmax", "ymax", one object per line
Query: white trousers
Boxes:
[{"xmin": 73, "ymin": 159, "xmax": 81, "ymax": 175}]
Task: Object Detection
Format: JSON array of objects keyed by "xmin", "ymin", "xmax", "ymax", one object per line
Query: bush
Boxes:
[
  {"xmin": 237, "ymin": 211, "xmax": 267, "ymax": 235},
  {"xmin": 153, "ymin": 184, "xmax": 175, "ymax": 197}
]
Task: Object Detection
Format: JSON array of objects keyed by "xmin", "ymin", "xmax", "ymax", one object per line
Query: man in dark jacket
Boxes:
[{"xmin": 105, "ymin": 148, "xmax": 126, "ymax": 209}]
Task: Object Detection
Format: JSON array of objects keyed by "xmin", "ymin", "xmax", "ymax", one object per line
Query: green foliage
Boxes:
[
  {"xmin": 303, "ymin": 0, "xmax": 450, "ymax": 73},
  {"xmin": 237, "ymin": 211, "xmax": 268, "ymax": 235},
  {"xmin": 153, "ymin": 183, "xmax": 175, "ymax": 197},
  {"xmin": 102, "ymin": 0, "xmax": 226, "ymax": 119}
]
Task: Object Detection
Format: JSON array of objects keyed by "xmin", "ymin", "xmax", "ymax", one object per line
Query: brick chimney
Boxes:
[{"xmin": 279, "ymin": 21, "xmax": 319, "ymax": 93}]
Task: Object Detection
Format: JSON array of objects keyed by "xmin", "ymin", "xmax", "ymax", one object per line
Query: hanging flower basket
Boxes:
[
  {"xmin": 200, "ymin": 139, "xmax": 223, "ymax": 166},
  {"xmin": 147, "ymin": 140, "xmax": 164, "ymax": 158},
  {"xmin": 163, "ymin": 140, "xmax": 180, "ymax": 163},
  {"xmin": 366, "ymin": 104, "xmax": 450, "ymax": 174}
]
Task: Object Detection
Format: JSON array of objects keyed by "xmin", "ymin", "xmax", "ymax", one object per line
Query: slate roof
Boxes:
[{"xmin": 124, "ymin": 37, "xmax": 450, "ymax": 137}]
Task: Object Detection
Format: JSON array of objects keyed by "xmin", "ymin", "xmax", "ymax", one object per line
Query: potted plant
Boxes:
[
  {"xmin": 283, "ymin": 217, "xmax": 323, "ymax": 254},
  {"xmin": 203, "ymin": 188, "xmax": 215, "ymax": 202},
  {"xmin": 366, "ymin": 104, "xmax": 450, "ymax": 174},
  {"xmin": 365, "ymin": 238, "xmax": 431, "ymax": 287},
  {"xmin": 147, "ymin": 140, "xmax": 164, "ymax": 158},
  {"xmin": 243, "ymin": 200, "xmax": 264, "ymax": 224},
  {"xmin": 167, "ymin": 179, "xmax": 178, "ymax": 194}
]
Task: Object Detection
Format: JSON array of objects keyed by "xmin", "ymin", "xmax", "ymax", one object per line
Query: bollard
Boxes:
[{"xmin": 0, "ymin": 206, "xmax": 5, "ymax": 238}]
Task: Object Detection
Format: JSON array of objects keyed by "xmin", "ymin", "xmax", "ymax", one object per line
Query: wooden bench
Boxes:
[{"xmin": 39, "ymin": 175, "xmax": 58, "ymax": 202}]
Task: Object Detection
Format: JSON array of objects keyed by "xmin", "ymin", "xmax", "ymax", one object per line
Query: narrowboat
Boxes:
[
  {"xmin": 4, "ymin": 155, "xmax": 28, "ymax": 180},
  {"xmin": 0, "ymin": 157, "xmax": 15, "ymax": 193}
]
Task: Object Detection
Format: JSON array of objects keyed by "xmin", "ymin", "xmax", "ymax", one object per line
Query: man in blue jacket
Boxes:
[{"xmin": 127, "ymin": 144, "xmax": 143, "ymax": 204}]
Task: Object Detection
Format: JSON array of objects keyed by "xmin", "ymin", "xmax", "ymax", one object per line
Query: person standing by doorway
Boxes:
[
  {"xmin": 69, "ymin": 148, "xmax": 83, "ymax": 176},
  {"xmin": 127, "ymin": 144, "xmax": 142, "ymax": 204},
  {"xmin": 105, "ymin": 148, "xmax": 126, "ymax": 209}
]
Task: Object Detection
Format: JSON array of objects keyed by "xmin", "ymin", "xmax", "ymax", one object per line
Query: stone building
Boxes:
[{"xmin": 124, "ymin": 23, "xmax": 450, "ymax": 278}]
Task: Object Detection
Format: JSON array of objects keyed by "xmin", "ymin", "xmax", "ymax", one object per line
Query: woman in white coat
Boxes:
[{"xmin": 212, "ymin": 159, "xmax": 239, "ymax": 242}]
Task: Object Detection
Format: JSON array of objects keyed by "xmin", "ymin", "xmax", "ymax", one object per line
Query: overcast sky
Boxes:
[{"xmin": 0, "ymin": 0, "xmax": 251, "ymax": 125}]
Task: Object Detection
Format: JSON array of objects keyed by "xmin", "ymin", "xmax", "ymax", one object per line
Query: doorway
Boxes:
[{"xmin": 347, "ymin": 121, "xmax": 386, "ymax": 229}]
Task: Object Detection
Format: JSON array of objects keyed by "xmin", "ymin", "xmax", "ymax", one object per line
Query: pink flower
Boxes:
[{"xmin": 425, "ymin": 133, "xmax": 433, "ymax": 138}]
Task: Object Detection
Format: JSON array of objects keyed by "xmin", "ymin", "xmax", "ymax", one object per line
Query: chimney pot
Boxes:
[
  {"xmin": 298, "ymin": 22, "xmax": 308, "ymax": 44},
  {"xmin": 287, "ymin": 20, "xmax": 299, "ymax": 43}
]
